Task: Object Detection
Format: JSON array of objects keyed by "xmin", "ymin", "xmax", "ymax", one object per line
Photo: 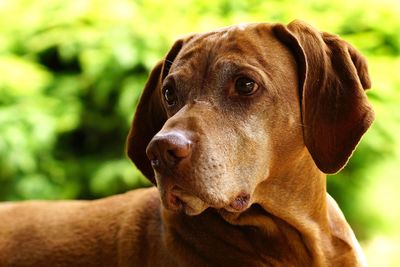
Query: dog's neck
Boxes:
[{"xmin": 217, "ymin": 148, "xmax": 363, "ymax": 266}]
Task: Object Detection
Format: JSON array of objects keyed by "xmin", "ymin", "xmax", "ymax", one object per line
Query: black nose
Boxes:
[{"xmin": 146, "ymin": 131, "xmax": 192, "ymax": 171}]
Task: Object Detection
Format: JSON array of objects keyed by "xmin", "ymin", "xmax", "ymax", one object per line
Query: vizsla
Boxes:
[{"xmin": 0, "ymin": 20, "xmax": 374, "ymax": 266}]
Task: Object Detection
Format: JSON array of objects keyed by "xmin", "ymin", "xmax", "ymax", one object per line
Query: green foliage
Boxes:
[{"xmin": 1, "ymin": 0, "xmax": 400, "ymax": 264}]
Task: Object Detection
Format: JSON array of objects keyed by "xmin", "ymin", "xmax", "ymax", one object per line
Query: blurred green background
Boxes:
[{"xmin": 0, "ymin": 0, "xmax": 399, "ymax": 265}]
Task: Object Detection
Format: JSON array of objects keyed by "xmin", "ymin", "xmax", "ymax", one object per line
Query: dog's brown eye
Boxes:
[
  {"xmin": 235, "ymin": 77, "xmax": 258, "ymax": 96},
  {"xmin": 163, "ymin": 87, "xmax": 177, "ymax": 106}
]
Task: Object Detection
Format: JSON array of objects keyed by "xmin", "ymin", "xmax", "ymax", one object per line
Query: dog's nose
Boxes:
[{"xmin": 146, "ymin": 131, "xmax": 192, "ymax": 171}]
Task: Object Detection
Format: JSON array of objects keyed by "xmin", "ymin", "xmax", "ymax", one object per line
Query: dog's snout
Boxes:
[{"xmin": 146, "ymin": 131, "xmax": 192, "ymax": 171}]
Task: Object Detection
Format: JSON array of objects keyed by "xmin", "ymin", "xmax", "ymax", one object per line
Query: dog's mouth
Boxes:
[
  {"xmin": 161, "ymin": 185, "xmax": 252, "ymax": 216},
  {"xmin": 165, "ymin": 187, "xmax": 208, "ymax": 216}
]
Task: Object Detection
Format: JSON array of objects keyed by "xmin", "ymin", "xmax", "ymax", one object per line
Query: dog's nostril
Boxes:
[{"xmin": 150, "ymin": 159, "xmax": 160, "ymax": 168}]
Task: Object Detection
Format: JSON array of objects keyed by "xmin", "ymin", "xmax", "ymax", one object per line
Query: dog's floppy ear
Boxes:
[
  {"xmin": 126, "ymin": 37, "xmax": 190, "ymax": 184},
  {"xmin": 273, "ymin": 20, "xmax": 374, "ymax": 174}
]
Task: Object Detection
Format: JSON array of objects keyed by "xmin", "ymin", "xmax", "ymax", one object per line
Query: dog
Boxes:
[{"xmin": 0, "ymin": 20, "xmax": 374, "ymax": 266}]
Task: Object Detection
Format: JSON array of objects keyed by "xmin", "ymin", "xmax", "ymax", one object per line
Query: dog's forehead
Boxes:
[{"xmin": 172, "ymin": 23, "xmax": 276, "ymax": 69}]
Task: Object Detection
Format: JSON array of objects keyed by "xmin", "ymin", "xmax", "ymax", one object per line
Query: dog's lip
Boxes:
[
  {"xmin": 168, "ymin": 186, "xmax": 209, "ymax": 216},
  {"xmin": 224, "ymin": 192, "xmax": 251, "ymax": 213},
  {"xmin": 158, "ymin": 182, "xmax": 212, "ymax": 216}
]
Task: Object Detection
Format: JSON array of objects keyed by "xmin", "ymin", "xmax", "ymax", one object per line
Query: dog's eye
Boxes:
[
  {"xmin": 163, "ymin": 86, "xmax": 177, "ymax": 106},
  {"xmin": 235, "ymin": 77, "xmax": 259, "ymax": 96}
]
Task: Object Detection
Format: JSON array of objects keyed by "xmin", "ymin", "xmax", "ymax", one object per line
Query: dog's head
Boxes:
[{"xmin": 126, "ymin": 21, "xmax": 374, "ymax": 215}]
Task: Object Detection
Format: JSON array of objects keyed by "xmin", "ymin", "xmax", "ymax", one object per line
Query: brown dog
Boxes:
[{"xmin": 0, "ymin": 20, "xmax": 374, "ymax": 266}]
